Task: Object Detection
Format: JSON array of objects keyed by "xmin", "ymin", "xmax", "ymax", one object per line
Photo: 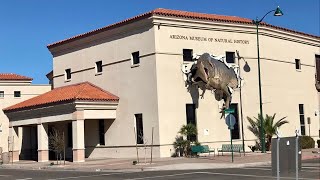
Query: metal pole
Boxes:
[
  {"xmin": 12, "ymin": 136, "xmax": 14, "ymax": 165},
  {"xmin": 255, "ymin": 20, "xmax": 266, "ymax": 153},
  {"xmin": 150, "ymin": 127, "xmax": 154, "ymax": 164},
  {"xmin": 296, "ymin": 134, "xmax": 299, "ymax": 180},
  {"xmin": 63, "ymin": 132, "xmax": 65, "ymax": 166},
  {"xmin": 237, "ymin": 51, "xmax": 246, "ymax": 155},
  {"xmin": 7, "ymin": 136, "xmax": 9, "ymax": 164},
  {"xmin": 229, "ymin": 116, "xmax": 234, "ymax": 163},
  {"xmin": 277, "ymin": 136, "xmax": 280, "ymax": 180}
]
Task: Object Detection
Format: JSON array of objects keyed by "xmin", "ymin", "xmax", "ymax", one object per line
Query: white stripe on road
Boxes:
[
  {"xmin": 303, "ymin": 167, "xmax": 320, "ymax": 170},
  {"xmin": 0, "ymin": 175, "xmax": 10, "ymax": 177},
  {"xmin": 126, "ymin": 171, "xmax": 319, "ymax": 180},
  {"xmin": 124, "ymin": 172, "xmax": 204, "ymax": 180},
  {"xmin": 48, "ymin": 172, "xmax": 134, "ymax": 180},
  {"xmin": 240, "ymin": 167, "xmax": 271, "ymax": 171},
  {"xmin": 201, "ymin": 172, "xmax": 318, "ymax": 180},
  {"xmin": 16, "ymin": 178, "xmax": 32, "ymax": 180}
]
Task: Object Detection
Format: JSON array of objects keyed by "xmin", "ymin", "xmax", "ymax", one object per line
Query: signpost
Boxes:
[{"xmin": 225, "ymin": 108, "xmax": 235, "ymax": 163}]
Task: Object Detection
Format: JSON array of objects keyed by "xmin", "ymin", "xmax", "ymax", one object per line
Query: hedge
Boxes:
[{"xmin": 300, "ymin": 136, "xmax": 315, "ymax": 149}]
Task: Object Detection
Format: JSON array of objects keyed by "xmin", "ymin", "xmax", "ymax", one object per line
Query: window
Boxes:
[
  {"xmin": 67, "ymin": 122, "xmax": 72, "ymax": 147},
  {"xmin": 135, "ymin": 114, "xmax": 144, "ymax": 144},
  {"xmin": 299, "ymin": 104, "xmax": 305, "ymax": 135},
  {"xmin": 65, "ymin": 68, "xmax": 71, "ymax": 80},
  {"xmin": 295, "ymin": 59, "xmax": 301, "ymax": 70},
  {"xmin": 183, "ymin": 49, "xmax": 193, "ymax": 62},
  {"xmin": 0, "ymin": 91, "xmax": 4, "ymax": 98},
  {"xmin": 230, "ymin": 104, "xmax": 240, "ymax": 139},
  {"xmin": 95, "ymin": 61, "xmax": 103, "ymax": 74},
  {"xmin": 226, "ymin": 52, "xmax": 235, "ymax": 63},
  {"xmin": 14, "ymin": 91, "xmax": 21, "ymax": 98},
  {"xmin": 99, "ymin": 119, "xmax": 105, "ymax": 145},
  {"xmin": 132, "ymin": 51, "xmax": 140, "ymax": 65},
  {"xmin": 316, "ymin": 55, "xmax": 320, "ymax": 82},
  {"xmin": 186, "ymin": 104, "xmax": 197, "ymax": 141}
]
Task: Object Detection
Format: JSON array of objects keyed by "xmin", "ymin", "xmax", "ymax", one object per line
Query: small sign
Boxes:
[
  {"xmin": 225, "ymin": 114, "xmax": 236, "ymax": 129},
  {"xmin": 224, "ymin": 108, "xmax": 235, "ymax": 114}
]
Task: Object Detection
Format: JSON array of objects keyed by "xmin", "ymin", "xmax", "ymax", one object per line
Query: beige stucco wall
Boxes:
[
  {"xmin": 153, "ymin": 16, "xmax": 320, "ymax": 156},
  {"xmin": 0, "ymin": 82, "xmax": 51, "ymax": 154},
  {"xmin": 49, "ymin": 19, "xmax": 161, "ymax": 158},
  {"xmin": 46, "ymin": 15, "xmax": 319, "ymax": 158}
]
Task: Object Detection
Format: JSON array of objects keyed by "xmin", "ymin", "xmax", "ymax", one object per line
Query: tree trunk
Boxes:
[{"xmin": 267, "ymin": 136, "xmax": 272, "ymax": 151}]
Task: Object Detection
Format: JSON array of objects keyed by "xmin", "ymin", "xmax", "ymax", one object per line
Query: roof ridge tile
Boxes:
[
  {"xmin": 0, "ymin": 73, "xmax": 33, "ymax": 81},
  {"xmin": 47, "ymin": 8, "xmax": 319, "ymax": 49}
]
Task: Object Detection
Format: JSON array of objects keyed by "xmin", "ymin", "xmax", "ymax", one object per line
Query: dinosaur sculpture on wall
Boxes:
[{"xmin": 183, "ymin": 53, "xmax": 242, "ymax": 112}]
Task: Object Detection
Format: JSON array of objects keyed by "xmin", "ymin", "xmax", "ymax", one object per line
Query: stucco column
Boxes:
[
  {"xmin": 9, "ymin": 127, "xmax": 22, "ymax": 162},
  {"xmin": 72, "ymin": 119, "xmax": 85, "ymax": 162},
  {"xmin": 37, "ymin": 123, "xmax": 49, "ymax": 162}
]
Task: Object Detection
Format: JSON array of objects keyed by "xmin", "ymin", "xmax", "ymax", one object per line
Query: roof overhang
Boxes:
[{"xmin": 6, "ymin": 100, "xmax": 118, "ymax": 127}]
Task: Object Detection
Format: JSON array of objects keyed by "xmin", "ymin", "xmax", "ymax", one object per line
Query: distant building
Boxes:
[
  {"xmin": 46, "ymin": 70, "xmax": 54, "ymax": 89},
  {"xmin": 3, "ymin": 9, "xmax": 320, "ymax": 163},
  {"xmin": 0, "ymin": 73, "xmax": 51, "ymax": 163}
]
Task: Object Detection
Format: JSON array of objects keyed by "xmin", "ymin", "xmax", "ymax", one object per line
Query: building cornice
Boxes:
[
  {"xmin": 152, "ymin": 16, "xmax": 320, "ymax": 47},
  {"xmin": 47, "ymin": 8, "xmax": 319, "ymax": 52}
]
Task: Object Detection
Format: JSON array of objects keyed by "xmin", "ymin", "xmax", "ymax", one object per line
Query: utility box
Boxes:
[{"xmin": 271, "ymin": 136, "xmax": 301, "ymax": 176}]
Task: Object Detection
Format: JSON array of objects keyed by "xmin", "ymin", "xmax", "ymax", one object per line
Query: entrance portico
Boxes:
[{"xmin": 4, "ymin": 82, "xmax": 119, "ymax": 163}]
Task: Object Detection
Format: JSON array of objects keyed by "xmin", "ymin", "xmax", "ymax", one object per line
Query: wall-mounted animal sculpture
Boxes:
[{"xmin": 183, "ymin": 53, "xmax": 241, "ymax": 111}]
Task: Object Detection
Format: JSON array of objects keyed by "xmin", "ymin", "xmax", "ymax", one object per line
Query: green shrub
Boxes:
[
  {"xmin": 300, "ymin": 136, "xmax": 315, "ymax": 149},
  {"xmin": 317, "ymin": 140, "xmax": 320, "ymax": 148},
  {"xmin": 194, "ymin": 141, "xmax": 201, "ymax": 146}
]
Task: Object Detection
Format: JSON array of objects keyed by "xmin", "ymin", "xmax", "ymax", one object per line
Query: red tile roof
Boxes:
[
  {"xmin": 0, "ymin": 73, "xmax": 33, "ymax": 81},
  {"xmin": 3, "ymin": 82, "xmax": 119, "ymax": 112},
  {"xmin": 47, "ymin": 8, "xmax": 319, "ymax": 49}
]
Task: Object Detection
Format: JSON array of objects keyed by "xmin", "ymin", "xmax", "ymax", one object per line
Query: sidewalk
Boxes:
[{"xmin": 1, "ymin": 148, "xmax": 319, "ymax": 172}]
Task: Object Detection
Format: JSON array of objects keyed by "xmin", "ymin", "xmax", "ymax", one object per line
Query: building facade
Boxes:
[
  {"xmin": 0, "ymin": 74, "xmax": 51, "ymax": 163},
  {"xmin": 3, "ymin": 9, "xmax": 320, "ymax": 162}
]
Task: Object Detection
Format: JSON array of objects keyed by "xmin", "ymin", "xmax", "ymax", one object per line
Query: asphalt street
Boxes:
[{"xmin": 0, "ymin": 159, "xmax": 319, "ymax": 180}]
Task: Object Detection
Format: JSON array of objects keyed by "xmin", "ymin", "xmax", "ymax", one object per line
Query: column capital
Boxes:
[
  {"xmin": 72, "ymin": 110, "xmax": 85, "ymax": 120},
  {"xmin": 37, "ymin": 118, "xmax": 42, "ymax": 125}
]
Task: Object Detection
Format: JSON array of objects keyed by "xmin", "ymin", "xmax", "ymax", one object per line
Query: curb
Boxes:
[
  {"xmin": 144, "ymin": 161, "xmax": 271, "ymax": 171},
  {"xmin": 0, "ymin": 161, "xmax": 271, "ymax": 172},
  {"xmin": 0, "ymin": 155, "xmax": 318, "ymax": 172}
]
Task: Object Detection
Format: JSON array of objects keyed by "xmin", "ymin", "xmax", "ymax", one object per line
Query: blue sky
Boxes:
[{"xmin": 0, "ymin": 0, "xmax": 319, "ymax": 84}]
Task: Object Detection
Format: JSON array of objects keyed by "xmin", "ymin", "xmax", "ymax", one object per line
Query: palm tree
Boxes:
[
  {"xmin": 179, "ymin": 123, "xmax": 198, "ymax": 141},
  {"xmin": 178, "ymin": 123, "xmax": 198, "ymax": 156},
  {"xmin": 247, "ymin": 113, "xmax": 288, "ymax": 151}
]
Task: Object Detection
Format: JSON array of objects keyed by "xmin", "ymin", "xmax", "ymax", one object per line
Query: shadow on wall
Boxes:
[
  {"xmin": 187, "ymin": 84, "xmax": 200, "ymax": 108},
  {"xmin": 85, "ymin": 119, "xmax": 114, "ymax": 158},
  {"xmin": 20, "ymin": 126, "xmax": 37, "ymax": 161}
]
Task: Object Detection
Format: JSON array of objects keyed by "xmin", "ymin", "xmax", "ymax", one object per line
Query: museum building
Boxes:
[{"xmin": 3, "ymin": 8, "xmax": 320, "ymax": 162}]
